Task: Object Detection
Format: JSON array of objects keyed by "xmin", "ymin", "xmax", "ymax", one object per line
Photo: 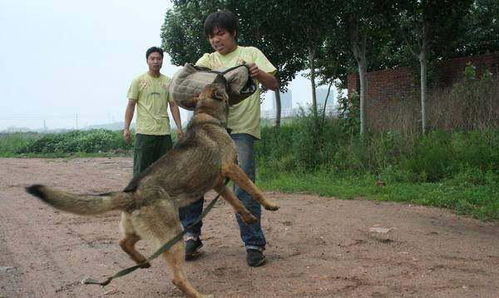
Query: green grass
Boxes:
[
  {"xmin": 0, "ymin": 130, "xmax": 133, "ymax": 157},
  {"xmin": 2, "ymin": 126, "xmax": 497, "ymax": 221},
  {"xmin": 257, "ymin": 169, "xmax": 499, "ymax": 221},
  {"xmin": 0, "ymin": 132, "xmax": 40, "ymax": 155}
]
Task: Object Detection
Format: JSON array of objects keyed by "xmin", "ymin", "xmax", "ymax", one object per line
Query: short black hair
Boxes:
[
  {"xmin": 204, "ymin": 9, "xmax": 237, "ymax": 37},
  {"xmin": 146, "ymin": 47, "xmax": 164, "ymax": 59}
]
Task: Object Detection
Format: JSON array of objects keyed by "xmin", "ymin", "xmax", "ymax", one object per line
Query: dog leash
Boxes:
[{"xmin": 82, "ymin": 184, "xmax": 226, "ymax": 286}]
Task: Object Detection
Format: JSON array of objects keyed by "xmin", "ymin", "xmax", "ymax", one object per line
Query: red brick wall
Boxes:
[
  {"xmin": 346, "ymin": 52, "xmax": 499, "ymax": 131},
  {"xmin": 347, "ymin": 52, "xmax": 499, "ymax": 99},
  {"xmin": 435, "ymin": 53, "xmax": 499, "ymax": 86}
]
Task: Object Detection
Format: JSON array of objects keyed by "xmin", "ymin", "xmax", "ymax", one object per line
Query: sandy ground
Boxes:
[{"xmin": 0, "ymin": 157, "xmax": 498, "ymax": 298}]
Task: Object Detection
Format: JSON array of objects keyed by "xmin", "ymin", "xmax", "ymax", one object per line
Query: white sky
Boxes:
[{"xmin": 0, "ymin": 0, "xmax": 324, "ymax": 131}]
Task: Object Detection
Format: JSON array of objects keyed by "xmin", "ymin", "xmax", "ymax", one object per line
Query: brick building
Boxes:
[{"xmin": 347, "ymin": 52, "xmax": 499, "ymax": 131}]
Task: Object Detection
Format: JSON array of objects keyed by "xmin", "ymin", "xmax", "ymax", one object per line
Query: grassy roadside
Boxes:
[
  {"xmin": 257, "ymin": 170, "xmax": 499, "ymax": 221},
  {"xmin": 1, "ymin": 151, "xmax": 497, "ymax": 221}
]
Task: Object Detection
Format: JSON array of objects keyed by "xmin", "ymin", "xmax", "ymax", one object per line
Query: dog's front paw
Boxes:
[
  {"xmin": 264, "ymin": 203, "xmax": 279, "ymax": 211},
  {"xmin": 241, "ymin": 213, "xmax": 257, "ymax": 224}
]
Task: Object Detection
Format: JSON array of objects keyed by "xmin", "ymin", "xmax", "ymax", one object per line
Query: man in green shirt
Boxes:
[
  {"xmin": 179, "ymin": 10, "xmax": 278, "ymax": 267},
  {"xmin": 123, "ymin": 47, "xmax": 183, "ymax": 177}
]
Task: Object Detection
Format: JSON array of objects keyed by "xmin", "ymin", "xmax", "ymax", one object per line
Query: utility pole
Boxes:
[{"xmin": 75, "ymin": 113, "xmax": 79, "ymax": 130}]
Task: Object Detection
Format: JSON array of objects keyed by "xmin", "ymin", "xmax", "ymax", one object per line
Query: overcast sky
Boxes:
[{"xmin": 0, "ymin": 0, "xmax": 322, "ymax": 131}]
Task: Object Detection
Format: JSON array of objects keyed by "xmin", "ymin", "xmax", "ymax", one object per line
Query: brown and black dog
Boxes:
[{"xmin": 25, "ymin": 83, "xmax": 279, "ymax": 298}]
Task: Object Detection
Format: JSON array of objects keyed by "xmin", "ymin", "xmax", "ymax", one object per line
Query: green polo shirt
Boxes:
[
  {"xmin": 196, "ymin": 46, "xmax": 276, "ymax": 139},
  {"xmin": 127, "ymin": 72, "xmax": 172, "ymax": 135}
]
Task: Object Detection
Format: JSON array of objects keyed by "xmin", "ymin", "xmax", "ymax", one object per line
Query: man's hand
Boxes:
[
  {"xmin": 123, "ymin": 128, "xmax": 132, "ymax": 144},
  {"xmin": 246, "ymin": 62, "xmax": 278, "ymax": 91},
  {"xmin": 247, "ymin": 63, "xmax": 261, "ymax": 78}
]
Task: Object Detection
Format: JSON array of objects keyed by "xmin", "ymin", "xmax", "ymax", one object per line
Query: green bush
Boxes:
[
  {"xmin": 401, "ymin": 130, "xmax": 455, "ymax": 182},
  {"xmin": 257, "ymin": 112, "xmax": 499, "ymax": 185},
  {"xmin": 0, "ymin": 132, "xmax": 41, "ymax": 155},
  {"xmin": 10, "ymin": 129, "xmax": 132, "ymax": 155}
]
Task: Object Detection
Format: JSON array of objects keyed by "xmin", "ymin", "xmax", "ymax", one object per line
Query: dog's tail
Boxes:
[{"xmin": 25, "ymin": 184, "xmax": 135, "ymax": 215}]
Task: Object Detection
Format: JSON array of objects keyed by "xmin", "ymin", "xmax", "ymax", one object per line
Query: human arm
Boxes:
[
  {"xmin": 123, "ymin": 99, "xmax": 136, "ymax": 144},
  {"xmin": 169, "ymin": 101, "xmax": 184, "ymax": 139},
  {"xmin": 247, "ymin": 63, "xmax": 278, "ymax": 91}
]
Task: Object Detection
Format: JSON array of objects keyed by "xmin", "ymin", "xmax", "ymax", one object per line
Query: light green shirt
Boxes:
[
  {"xmin": 196, "ymin": 46, "xmax": 276, "ymax": 139},
  {"xmin": 127, "ymin": 72, "xmax": 172, "ymax": 135}
]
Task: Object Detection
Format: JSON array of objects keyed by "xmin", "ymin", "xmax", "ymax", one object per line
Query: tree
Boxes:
[
  {"xmin": 455, "ymin": 0, "xmax": 499, "ymax": 57},
  {"xmin": 277, "ymin": 1, "xmax": 339, "ymax": 120},
  {"xmin": 393, "ymin": 0, "xmax": 473, "ymax": 134},
  {"xmin": 161, "ymin": 1, "xmax": 218, "ymax": 65},
  {"xmin": 335, "ymin": 0, "xmax": 395, "ymax": 136},
  {"xmin": 161, "ymin": 0, "xmax": 306, "ymax": 128}
]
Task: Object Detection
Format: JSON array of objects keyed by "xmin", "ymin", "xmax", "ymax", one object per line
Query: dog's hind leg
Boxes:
[
  {"xmin": 222, "ymin": 163, "xmax": 279, "ymax": 211},
  {"xmin": 214, "ymin": 183, "xmax": 257, "ymax": 224},
  {"xmin": 132, "ymin": 197, "xmax": 211, "ymax": 298},
  {"xmin": 119, "ymin": 212, "xmax": 151, "ymax": 268},
  {"xmin": 163, "ymin": 241, "xmax": 212, "ymax": 298}
]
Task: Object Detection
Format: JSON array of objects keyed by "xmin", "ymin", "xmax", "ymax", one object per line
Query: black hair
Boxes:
[
  {"xmin": 203, "ymin": 9, "xmax": 237, "ymax": 37},
  {"xmin": 146, "ymin": 47, "xmax": 164, "ymax": 59}
]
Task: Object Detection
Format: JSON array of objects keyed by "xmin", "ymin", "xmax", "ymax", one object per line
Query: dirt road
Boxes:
[{"xmin": 1, "ymin": 158, "xmax": 498, "ymax": 297}]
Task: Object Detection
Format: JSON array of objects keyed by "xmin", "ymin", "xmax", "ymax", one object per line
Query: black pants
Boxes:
[{"xmin": 133, "ymin": 134, "xmax": 172, "ymax": 177}]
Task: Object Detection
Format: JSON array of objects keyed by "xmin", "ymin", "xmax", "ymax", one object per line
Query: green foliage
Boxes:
[
  {"xmin": 255, "ymin": 104, "xmax": 499, "ymax": 220},
  {"xmin": 455, "ymin": 0, "xmax": 499, "ymax": 56},
  {"xmin": 258, "ymin": 107, "xmax": 346, "ymax": 172},
  {"xmin": 337, "ymin": 91, "xmax": 360, "ymax": 135},
  {"xmin": 0, "ymin": 130, "xmax": 133, "ymax": 156},
  {"xmin": 0, "ymin": 132, "xmax": 42, "ymax": 156},
  {"xmin": 463, "ymin": 62, "xmax": 477, "ymax": 80},
  {"xmin": 161, "ymin": 0, "xmax": 307, "ymax": 89},
  {"xmin": 257, "ymin": 169, "xmax": 499, "ymax": 221},
  {"xmin": 401, "ymin": 131, "xmax": 455, "ymax": 182}
]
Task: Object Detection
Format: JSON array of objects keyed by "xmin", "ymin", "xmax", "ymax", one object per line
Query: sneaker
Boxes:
[
  {"xmin": 185, "ymin": 238, "xmax": 203, "ymax": 260},
  {"xmin": 246, "ymin": 249, "xmax": 266, "ymax": 267}
]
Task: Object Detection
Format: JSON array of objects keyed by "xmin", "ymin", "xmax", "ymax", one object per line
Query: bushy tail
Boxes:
[{"xmin": 26, "ymin": 184, "xmax": 135, "ymax": 215}]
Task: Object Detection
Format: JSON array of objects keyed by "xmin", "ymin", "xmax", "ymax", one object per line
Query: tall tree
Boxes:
[
  {"xmin": 278, "ymin": 1, "xmax": 338, "ymax": 119},
  {"xmin": 455, "ymin": 0, "xmax": 499, "ymax": 57},
  {"xmin": 337, "ymin": 0, "xmax": 394, "ymax": 136},
  {"xmin": 394, "ymin": 0, "xmax": 473, "ymax": 134},
  {"xmin": 161, "ymin": 0, "xmax": 306, "ymax": 128}
]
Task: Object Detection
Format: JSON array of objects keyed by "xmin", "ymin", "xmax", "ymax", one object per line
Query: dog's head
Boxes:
[{"xmin": 194, "ymin": 82, "xmax": 230, "ymax": 125}]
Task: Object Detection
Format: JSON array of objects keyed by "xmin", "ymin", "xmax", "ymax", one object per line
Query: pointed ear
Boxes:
[{"xmin": 213, "ymin": 85, "xmax": 228, "ymax": 102}]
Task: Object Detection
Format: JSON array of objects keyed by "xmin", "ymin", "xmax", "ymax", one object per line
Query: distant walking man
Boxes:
[{"xmin": 123, "ymin": 46, "xmax": 183, "ymax": 176}]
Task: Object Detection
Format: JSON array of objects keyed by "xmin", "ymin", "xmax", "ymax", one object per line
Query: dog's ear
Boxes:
[{"xmin": 212, "ymin": 84, "xmax": 228, "ymax": 102}]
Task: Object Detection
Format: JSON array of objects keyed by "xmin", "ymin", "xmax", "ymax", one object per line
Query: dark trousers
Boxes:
[
  {"xmin": 179, "ymin": 133, "xmax": 265, "ymax": 249},
  {"xmin": 133, "ymin": 134, "xmax": 172, "ymax": 177}
]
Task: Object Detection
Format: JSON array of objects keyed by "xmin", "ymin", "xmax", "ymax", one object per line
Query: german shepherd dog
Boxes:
[{"xmin": 25, "ymin": 83, "xmax": 279, "ymax": 298}]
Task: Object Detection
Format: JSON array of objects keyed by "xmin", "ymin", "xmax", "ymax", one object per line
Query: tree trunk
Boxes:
[
  {"xmin": 419, "ymin": 22, "xmax": 428, "ymax": 135},
  {"xmin": 357, "ymin": 53, "xmax": 367, "ymax": 136},
  {"xmin": 274, "ymin": 89, "xmax": 282, "ymax": 128},
  {"xmin": 350, "ymin": 19, "xmax": 368, "ymax": 136},
  {"xmin": 321, "ymin": 81, "xmax": 333, "ymax": 125},
  {"xmin": 309, "ymin": 47, "xmax": 318, "ymax": 118}
]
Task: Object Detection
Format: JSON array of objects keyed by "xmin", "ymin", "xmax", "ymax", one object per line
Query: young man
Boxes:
[
  {"xmin": 179, "ymin": 10, "xmax": 278, "ymax": 267},
  {"xmin": 124, "ymin": 47, "xmax": 183, "ymax": 177}
]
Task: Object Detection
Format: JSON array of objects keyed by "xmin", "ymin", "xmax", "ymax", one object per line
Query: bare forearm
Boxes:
[
  {"xmin": 169, "ymin": 102, "xmax": 182, "ymax": 130},
  {"xmin": 124, "ymin": 101, "xmax": 135, "ymax": 129},
  {"xmin": 248, "ymin": 63, "xmax": 278, "ymax": 91},
  {"xmin": 123, "ymin": 100, "xmax": 136, "ymax": 144},
  {"xmin": 256, "ymin": 71, "xmax": 278, "ymax": 91}
]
